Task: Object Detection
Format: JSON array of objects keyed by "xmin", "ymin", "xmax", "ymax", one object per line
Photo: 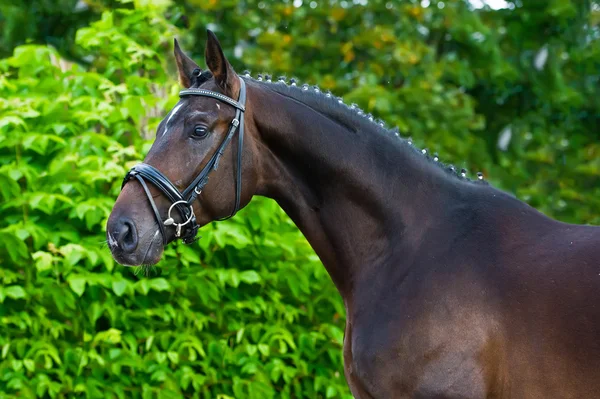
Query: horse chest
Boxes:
[{"xmin": 343, "ymin": 294, "xmax": 501, "ymax": 398}]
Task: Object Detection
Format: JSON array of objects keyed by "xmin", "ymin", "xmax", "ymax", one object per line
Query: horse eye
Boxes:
[{"xmin": 192, "ymin": 125, "xmax": 208, "ymax": 139}]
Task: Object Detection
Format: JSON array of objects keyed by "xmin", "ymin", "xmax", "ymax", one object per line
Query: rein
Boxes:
[{"xmin": 121, "ymin": 77, "xmax": 247, "ymax": 245}]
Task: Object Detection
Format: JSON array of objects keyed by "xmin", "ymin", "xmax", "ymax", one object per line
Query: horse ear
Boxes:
[
  {"xmin": 205, "ymin": 30, "xmax": 238, "ymax": 94},
  {"xmin": 174, "ymin": 38, "xmax": 200, "ymax": 88}
]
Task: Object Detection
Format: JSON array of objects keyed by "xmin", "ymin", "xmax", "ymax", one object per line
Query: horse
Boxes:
[{"xmin": 107, "ymin": 30, "xmax": 600, "ymax": 398}]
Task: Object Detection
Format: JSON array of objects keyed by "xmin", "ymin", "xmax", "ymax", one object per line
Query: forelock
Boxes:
[{"xmin": 191, "ymin": 70, "xmax": 213, "ymax": 88}]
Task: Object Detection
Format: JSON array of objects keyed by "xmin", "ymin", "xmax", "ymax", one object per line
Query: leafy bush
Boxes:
[
  {"xmin": 1, "ymin": 0, "xmax": 599, "ymax": 398},
  {"xmin": 0, "ymin": 4, "xmax": 347, "ymax": 398}
]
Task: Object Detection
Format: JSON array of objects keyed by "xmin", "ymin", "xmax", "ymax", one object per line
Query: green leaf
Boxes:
[
  {"xmin": 23, "ymin": 359, "xmax": 35, "ymax": 372},
  {"xmin": 258, "ymin": 343, "xmax": 270, "ymax": 357},
  {"xmin": 137, "ymin": 279, "xmax": 150, "ymax": 295},
  {"xmin": 32, "ymin": 251, "xmax": 53, "ymax": 272},
  {"xmin": 155, "ymin": 351, "xmax": 167, "ymax": 364},
  {"xmin": 142, "ymin": 385, "xmax": 153, "ymax": 399},
  {"xmin": 5, "ymin": 285, "xmax": 26, "ymax": 300},
  {"xmin": 67, "ymin": 275, "xmax": 86, "ymax": 297},
  {"xmin": 109, "ymin": 348, "xmax": 122, "ymax": 360},
  {"xmin": 326, "ymin": 386, "xmax": 338, "ymax": 398},
  {"xmin": 149, "ymin": 278, "xmax": 170, "ymax": 292},
  {"xmin": 112, "ymin": 280, "xmax": 127, "ymax": 296},
  {"xmin": 1, "ymin": 344, "xmax": 9, "ymax": 359},
  {"xmin": 61, "ymin": 244, "xmax": 86, "ymax": 267},
  {"xmin": 0, "ymin": 231, "xmax": 29, "ymax": 262},
  {"xmin": 145, "ymin": 336, "xmax": 154, "ymax": 352},
  {"xmin": 239, "ymin": 270, "xmax": 261, "ymax": 284},
  {"xmin": 0, "ymin": 115, "xmax": 26, "ymax": 130},
  {"xmin": 236, "ymin": 328, "xmax": 245, "ymax": 343},
  {"xmin": 167, "ymin": 351, "xmax": 179, "ymax": 364}
]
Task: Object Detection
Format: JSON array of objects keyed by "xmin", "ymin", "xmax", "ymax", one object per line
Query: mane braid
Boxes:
[{"xmin": 238, "ymin": 72, "xmax": 488, "ymax": 185}]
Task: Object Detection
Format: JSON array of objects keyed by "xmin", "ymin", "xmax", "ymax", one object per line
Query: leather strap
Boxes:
[
  {"xmin": 178, "ymin": 89, "xmax": 245, "ymax": 111},
  {"xmin": 134, "ymin": 175, "xmax": 168, "ymax": 245},
  {"xmin": 124, "ymin": 163, "xmax": 184, "ymax": 204},
  {"xmin": 232, "ymin": 80, "xmax": 246, "ymax": 216}
]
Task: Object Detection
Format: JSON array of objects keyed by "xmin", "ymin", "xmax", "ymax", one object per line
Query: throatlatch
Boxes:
[{"xmin": 121, "ymin": 77, "xmax": 247, "ymax": 245}]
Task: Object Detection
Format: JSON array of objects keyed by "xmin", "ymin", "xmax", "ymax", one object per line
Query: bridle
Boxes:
[{"xmin": 121, "ymin": 76, "xmax": 247, "ymax": 245}]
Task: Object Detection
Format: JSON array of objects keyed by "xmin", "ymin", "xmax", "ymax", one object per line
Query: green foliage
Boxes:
[
  {"xmin": 1, "ymin": 0, "xmax": 599, "ymax": 398},
  {"xmin": 0, "ymin": 5, "xmax": 347, "ymax": 399},
  {"xmin": 0, "ymin": 0, "xmax": 99, "ymax": 59}
]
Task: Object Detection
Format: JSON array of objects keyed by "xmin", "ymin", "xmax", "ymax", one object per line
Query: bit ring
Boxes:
[{"xmin": 165, "ymin": 200, "xmax": 195, "ymax": 227}]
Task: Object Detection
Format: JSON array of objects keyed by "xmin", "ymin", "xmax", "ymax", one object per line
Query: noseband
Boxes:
[{"xmin": 121, "ymin": 77, "xmax": 247, "ymax": 245}]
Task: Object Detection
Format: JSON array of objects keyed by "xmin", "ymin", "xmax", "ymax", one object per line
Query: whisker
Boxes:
[
  {"xmin": 143, "ymin": 264, "xmax": 157, "ymax": 276},
  {"xmin": 130, "ymin": 229, "xmax": 162, "ymax": 277}
]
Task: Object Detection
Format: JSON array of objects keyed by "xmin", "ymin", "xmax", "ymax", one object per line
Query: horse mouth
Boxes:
[{"xmin": 108, "ymin": 229, "xmax": 164, "ymax": 266}]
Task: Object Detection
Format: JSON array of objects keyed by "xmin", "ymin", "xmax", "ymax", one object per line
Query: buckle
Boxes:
[{"xmin": 231, "ymin": 119, "xmax": 239, "ymax": 127}]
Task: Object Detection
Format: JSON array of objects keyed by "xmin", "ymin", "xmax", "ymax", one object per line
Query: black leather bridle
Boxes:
[{"xmin": 121, "ymin": 77, "xmax": 247, "ymax": 245}]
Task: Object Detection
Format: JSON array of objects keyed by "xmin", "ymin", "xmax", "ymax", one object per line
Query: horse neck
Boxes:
[{"xmin": 248, "ymin": 81, "xmax": 465, "ymax": 298}]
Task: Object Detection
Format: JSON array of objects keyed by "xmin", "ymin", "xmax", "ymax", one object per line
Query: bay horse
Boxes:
[{"xmin": 107, "ymin": 31, "xmax": 600, "ymax": 398}]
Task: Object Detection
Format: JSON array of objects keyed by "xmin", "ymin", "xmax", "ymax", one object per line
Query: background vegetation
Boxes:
[{"xmin": 1, "ymin": 0, "xmax": 599, "ymax": 397}]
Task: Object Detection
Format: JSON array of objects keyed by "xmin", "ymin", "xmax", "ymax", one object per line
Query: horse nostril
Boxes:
[{"xmin": 116, "ymin": 218, "xmax": 138, "ymax": 252}]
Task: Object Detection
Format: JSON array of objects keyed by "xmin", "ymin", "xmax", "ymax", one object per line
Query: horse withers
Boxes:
[{"xmin": 107, "ymin": 31, "xmax": 600, "ymax": 398}]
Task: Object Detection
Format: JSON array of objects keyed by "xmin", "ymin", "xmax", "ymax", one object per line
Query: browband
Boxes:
[{"xmin": 178, "ymin": 89, "xmax": 245, "ymax": 111}]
